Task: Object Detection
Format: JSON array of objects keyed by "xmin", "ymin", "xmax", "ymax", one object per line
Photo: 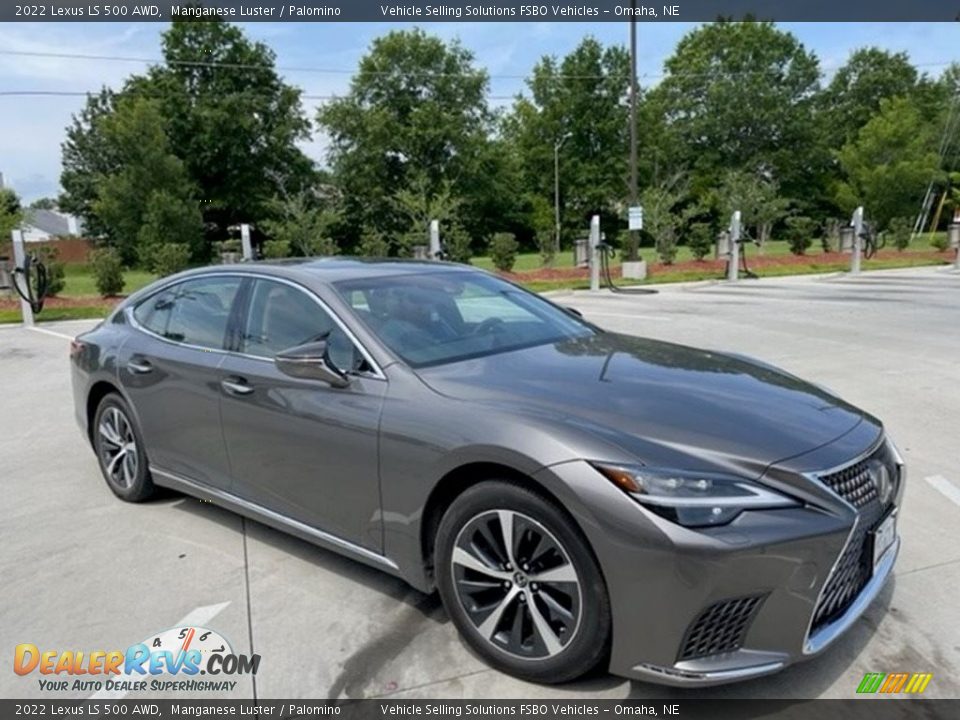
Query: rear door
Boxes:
[
  {"xmin": 218, "ymin": 278, "xmax": 387, "ymax": 551},
  {"xmin": 119, "ymin": 275, "xmax": 243, "ymax": 490}
]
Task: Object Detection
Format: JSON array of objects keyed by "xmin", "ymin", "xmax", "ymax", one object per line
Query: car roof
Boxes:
[{"xmin": 177, "ymin": 257, "xmax": 481, "ymax": 285}]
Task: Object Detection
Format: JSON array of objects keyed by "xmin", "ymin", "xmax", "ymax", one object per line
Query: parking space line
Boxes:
[
  {"xmin": 88, "ymin": 601, "xmax": 231, "ymax": 700},
  {"xmin": 925, "ymin": 475, "xmax": 960, "ymax": 509},
  {"xmin": 27, "ymin": 326, "xmax": 74, "ymax": 341}
]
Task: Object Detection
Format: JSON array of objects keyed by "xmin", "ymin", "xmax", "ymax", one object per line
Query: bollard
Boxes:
[
  {"xmin": 240, "ymin": 223, "xmax": 254, "ymax": 261},
  {"xmin": 11, "ymin": 230, "xmax": 34, "ymax": 327},
  {"xmin": 589, "ymin": 215, "xmax": 601, "ymax": 292},
  {"xmin": 727, "ymin": 211, "xmax": 741, "ymax": 282}
]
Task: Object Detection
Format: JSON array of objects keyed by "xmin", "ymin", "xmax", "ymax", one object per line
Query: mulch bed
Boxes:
[
  {"xmin": 502, "ymin": 249, "xmax": 951, "ymax": 282},
  {"xmin": 0, "ymin": 295, "xmax": 122, "ymax": 310}
]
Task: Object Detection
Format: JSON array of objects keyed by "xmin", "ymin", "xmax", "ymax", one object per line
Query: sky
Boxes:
[{"xmin": 0, "ymin": 21, "xmax": 957, "ymax": 203}]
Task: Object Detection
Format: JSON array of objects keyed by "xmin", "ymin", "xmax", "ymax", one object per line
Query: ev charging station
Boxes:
[
  {"xmin": 2, "ymin": 229, "xmax": 49, "ymax": 327},
  {"xmin": 240, "ymin": 223, "xmax": 255, "ymax": 261},
  {"xmin": 589, "ymin": 214, "xmax": 601, "ymax": 292},
  {"xmin": 850, "ymin": 206, "xmax": 864, "ymax": 275},
  {"xmin": 949, "ymin": 222, "xmax": 960, "ymax": 270},
  {"xmin": 716, "ymin": 211, "xmax": 742, "ymax": 282}
]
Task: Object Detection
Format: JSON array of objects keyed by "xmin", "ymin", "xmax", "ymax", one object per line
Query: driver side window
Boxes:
[{"xmin": 240, "ymin": 280, "xmax": 358, "ymax": 372}]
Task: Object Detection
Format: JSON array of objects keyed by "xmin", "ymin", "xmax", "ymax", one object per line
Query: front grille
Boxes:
[
  {"xmin": 810, "ymin": 442, "xmax": 896, "ymax": 631},
  {"xmin": 678, "ymin": 595, "xmax": 766, "ymax": 661}
]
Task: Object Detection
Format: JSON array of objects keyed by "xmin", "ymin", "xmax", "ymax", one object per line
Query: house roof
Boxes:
[{"xmin": 23, "ymin": 209, "xmax": 81, "ymax": 237}]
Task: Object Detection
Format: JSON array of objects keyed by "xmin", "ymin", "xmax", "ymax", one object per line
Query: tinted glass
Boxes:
[
  {"xmin": 334, "ymin": 271, "xmax": 593, "ymax": 367},
  {"xmin": 241, "ymin": 279, "xmax": 358, "ymax": 371},
  {"xmin": 134, "ymin": 276, "xmax": 241, "ymax": 349}
]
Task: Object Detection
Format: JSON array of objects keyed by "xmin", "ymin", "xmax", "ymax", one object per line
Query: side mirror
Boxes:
[{"xmin": 274, "ymin": 340, "xmax": 350, "ymax": 388}]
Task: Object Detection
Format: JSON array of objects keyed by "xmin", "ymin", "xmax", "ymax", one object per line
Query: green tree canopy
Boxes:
[
  {"xmin": 836, "ymin": 96, "xmax": 942, "ymax": 228},
  {"xmin": 654, "ymin": 21, "xmax": 821, "ymax": 200},
  {"xmin": 317, "ymin": 29, "xmax": 494, "ymax": 248}
]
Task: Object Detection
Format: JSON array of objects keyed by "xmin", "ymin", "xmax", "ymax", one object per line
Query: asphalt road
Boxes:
[{"xmin": 1, "ymin": 266, "xmax": 958, "ymax": 701}]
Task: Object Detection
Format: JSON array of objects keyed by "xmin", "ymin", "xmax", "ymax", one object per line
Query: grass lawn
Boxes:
[{"xmin": 61, "ymin": 264, "xmax": 157, "ymax": 297}]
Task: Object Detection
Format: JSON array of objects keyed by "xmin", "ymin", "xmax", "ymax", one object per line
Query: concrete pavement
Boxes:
[{"xmin": 1, "ymin": 266, "xmax": 958, "ymax": 700}]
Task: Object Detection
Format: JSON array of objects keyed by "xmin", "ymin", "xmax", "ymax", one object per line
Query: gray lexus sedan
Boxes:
[{"xmin": 70, "ymin": 259, "xmax": 904, "ymax": 686}]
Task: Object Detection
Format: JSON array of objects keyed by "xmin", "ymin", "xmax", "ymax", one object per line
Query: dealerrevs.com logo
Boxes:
[{"xmin": 13, "ymin": 626, "xmax": 260, "ymax": 693}]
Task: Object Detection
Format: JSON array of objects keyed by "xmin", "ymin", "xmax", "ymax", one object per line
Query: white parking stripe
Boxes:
[
  {"xmin": 27, "ymin": 326, "xmax": 74, "ymax": 341},
  {"xmin": 925, "ymin": 475, "xmax": 960, "ymax": 509},
  {"xmin": 88, "ymin": 601, "xmax": 231, "ymax": 700}
]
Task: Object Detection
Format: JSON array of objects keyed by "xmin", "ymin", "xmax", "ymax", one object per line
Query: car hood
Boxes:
[{"xmin": 415, "ymin": 332, "xmax": 870, "ymax": 476}]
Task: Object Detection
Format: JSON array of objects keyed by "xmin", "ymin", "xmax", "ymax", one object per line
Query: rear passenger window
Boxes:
[{"xmin": 134, "ymin": 277, "xmax": 241, "ymax": 350}]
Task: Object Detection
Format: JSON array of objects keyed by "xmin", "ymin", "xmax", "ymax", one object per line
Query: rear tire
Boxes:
[
  {"xmin": 435, "ymin": 480, "xmax": 611, "ymax": 683},
  {"xmin": 92, "ymin": 393, "xmax": 155, "ymax": 502}
]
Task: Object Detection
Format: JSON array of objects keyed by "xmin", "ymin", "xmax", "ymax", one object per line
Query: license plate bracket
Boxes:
[{"xmin": 871, "ymin": 512, "xmax": 897, "ymax": 570}]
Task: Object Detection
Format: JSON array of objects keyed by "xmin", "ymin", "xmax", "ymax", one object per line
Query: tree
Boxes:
[
  {"xmin": 0, "ymin": 188, "xmax": 23, "ymax": 240},
  {"xmin": 712, "ymin": 170, "xmax": 790, "ymax": 244},
  {"xmin": 147, "ymin": 20, "xmax": 315, "ymax": 238},
  {"xmin": 835, "ymin": 97, "xmax": 942, "ymax": 229},
  {"xmin": 29, "ymin": 197, "xmax": 58, "ymax": 210},
  {"xmin": 655, "ymin": 22, "xmax": 821, "ymax": 201},
  {"xmin": 261, "ymin": 189, "xmax": 340, "ymax": 257},
  {"xmin": 60, "ymin": 21, "xmax": 315, "ymax": 249},
  {"xmin": 391, "ymin": 174, "xmax": 462, "ymax": 256},
  {"xmin": 505, "ymin": 38, "xmax": 629, "ymax": 255},
  {"xmin": 92, "ymin": 98, "xmax": 202, "ymax": 266},
  {"xmin": 640, "ymin": 174, "xmax": 690, "ymax": 265},
  {"xmin": 819, "ymin": 48, "xmax": 919, "ymax": 150},
  {"xmin": 318, "ymin": 29, "xmax": 492, "ymax": 249}
]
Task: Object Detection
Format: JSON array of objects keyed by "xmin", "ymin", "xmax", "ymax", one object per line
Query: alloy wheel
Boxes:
[
  {"xmin": 451, "ymin": 509, "xmax": 582, "ymax": 660},
  {"xmin": 97, "ymin": 406, "xmax": 139, "ymax": 489}
]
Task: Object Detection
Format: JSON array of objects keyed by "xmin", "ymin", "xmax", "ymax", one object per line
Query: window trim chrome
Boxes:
[{"xmin": 126, "ymin": 271, "xmax": 387, "ymax": 382}]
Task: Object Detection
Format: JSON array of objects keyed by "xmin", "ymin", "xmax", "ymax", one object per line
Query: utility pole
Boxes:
[
  {"xmin": 554, "ymin": 132, "xmax": 572, "ymax": 260},
  {"xmin": 628, "ymin": 4, "xmax": 639, "ymax": 261}
]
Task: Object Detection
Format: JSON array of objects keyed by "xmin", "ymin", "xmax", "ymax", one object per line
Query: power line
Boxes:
[
  {"xmin": 2, "ymin": 48, "xmax": 955, "ymax": 83},
  {"xmin": 0, "ymin": 89, "xmax": 517, "ymax": 101}
]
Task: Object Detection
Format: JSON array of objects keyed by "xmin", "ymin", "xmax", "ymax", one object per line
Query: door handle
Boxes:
[
  {"xmin": 221, "ymin": 377, "xmax": 254, "ymax": 396},
  {"xmin": 127, "ymin": 359, "xmax": 153, "ymax": 374}
]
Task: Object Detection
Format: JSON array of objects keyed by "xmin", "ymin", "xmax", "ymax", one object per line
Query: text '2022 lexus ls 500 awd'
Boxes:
[{"xmin": 71, "ymin": 259, "xmax": 904, "ymax": 686}]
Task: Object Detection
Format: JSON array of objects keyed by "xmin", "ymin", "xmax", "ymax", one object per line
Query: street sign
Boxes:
[{"xmin": 628, "ymin": 206, "xmax": 643, "ymax": 231}]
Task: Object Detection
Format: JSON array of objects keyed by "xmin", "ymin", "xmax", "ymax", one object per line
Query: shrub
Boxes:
[
  {"xmin": 687, "ymin": 223, "xmax": 713, "ymax": 261},
  {"xmin": 89, "ymin": 247, "xmax": 125, "ymax": 296},
  {"xmin": 302, "ymin": 236, "xmax": 339, "ymax": 257},
  {"xmin": 262, "ymin": 240, "xmax": 291, "ymax": 259},
  {"xmin": 821, "ymin": 218, "xmax": 840, "ymax": 253},
  {"xmin": 656, "ymin": 233, "xmax": 678, "ymax": 265},
  {"xmin": 931, "ymin": 228, "xmax": 950, "ymax": 252},
  {"xmin": 150, "ymin": 243, "xmax": 191, "ymax": 276},
  {"xmin": 785, "ymin": 216, "xmax": 817, "ymax": 255},
  {"xmin": 34, "ymin": 246, "xmax": 65, "ymax": 296},
  {"xmin": 442, "ymin": 223, "xmax": 472, "ymax": 264},
  {"xmin": 358, "ymin": 229, "xmax": 391, "ymax": 257},
  {"xmin": 886, "ymin": 217, "xmax": 912, "ymax": 251},
  {"xmin": 489, "ymin": 232, "xmax": 518, "ymax": 272}
]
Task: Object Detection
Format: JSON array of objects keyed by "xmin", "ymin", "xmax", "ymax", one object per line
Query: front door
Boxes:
[{"xmin": 218, "ymin": 278, "xmax": 386, "ymax": 551}]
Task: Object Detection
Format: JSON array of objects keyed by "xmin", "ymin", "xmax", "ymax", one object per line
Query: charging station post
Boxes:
[
  {"xmin": 429, "ymin": 219, "xmax": 441, "ymax": 260},
  {"xmin": 240, "ymin": 223, "xmax": 254, "ymax": 261},
  {"xmin": 589, "ymin": 215, "xmax": 601, "ymax": 293},
  {"xmin": 851, "ymin": 206, "xmax": 864, "ymax": 275},
  {"xmin": 727, "ymin": 211, "xmax": 741, "ymax": 282},
  {"xmin": 11, "ymin": 230, "xmax": 34, "ymax": 328}
]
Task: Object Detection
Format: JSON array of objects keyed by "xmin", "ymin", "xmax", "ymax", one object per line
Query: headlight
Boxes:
[{"xmin": 592, "ymin": 463, "xmax": 798, "ymax": 528}]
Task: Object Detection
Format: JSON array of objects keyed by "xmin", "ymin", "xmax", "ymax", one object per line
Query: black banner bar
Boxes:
[
  {"xmin": 2, "ymin": 700, "xmax": 958, "ymax": 720},
  {"xmin": 1, "ymin": 1, "xmax": 959, "ymax": 23}
]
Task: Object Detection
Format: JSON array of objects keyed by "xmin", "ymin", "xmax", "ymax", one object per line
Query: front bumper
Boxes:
[{"xmin": 535, "ymin": 436, "xmax": 902, "ymax": 687}]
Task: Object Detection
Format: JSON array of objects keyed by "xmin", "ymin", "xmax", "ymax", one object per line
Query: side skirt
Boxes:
[{"xmin": 151, "ymin": 466, "xmax": 402, "ymax": 577}]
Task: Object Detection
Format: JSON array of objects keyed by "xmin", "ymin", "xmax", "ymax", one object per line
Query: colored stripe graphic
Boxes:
[
  {"xmin": 857, "ymin": 673, "xmax": 885, "ymax": 693},
  {"xmin": 858, "ymin": 672, "xmax": 933, "ymax": 694}
]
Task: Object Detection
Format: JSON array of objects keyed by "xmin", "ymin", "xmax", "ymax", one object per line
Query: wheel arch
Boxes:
[
  {"xmin": 86, "ymin": 379, "xmax": 123, "ymax": 445},
  {"xmin": 418, "ymin": 460, "xmax": 598, "ymax": 589}
]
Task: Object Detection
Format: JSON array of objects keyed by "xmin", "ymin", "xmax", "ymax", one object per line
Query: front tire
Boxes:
[
  {"xmin": 92, "ymin": 393, "xmax": 155, "ymax": 502},
  {"xmin": 435, "ymin": 481, "xmax": 611, "ymax": 683}
]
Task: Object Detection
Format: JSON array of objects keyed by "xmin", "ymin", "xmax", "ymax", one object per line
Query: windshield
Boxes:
[{"xmin": 334, "ymin": 271, "xmax": 595, "ymax": 368}]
